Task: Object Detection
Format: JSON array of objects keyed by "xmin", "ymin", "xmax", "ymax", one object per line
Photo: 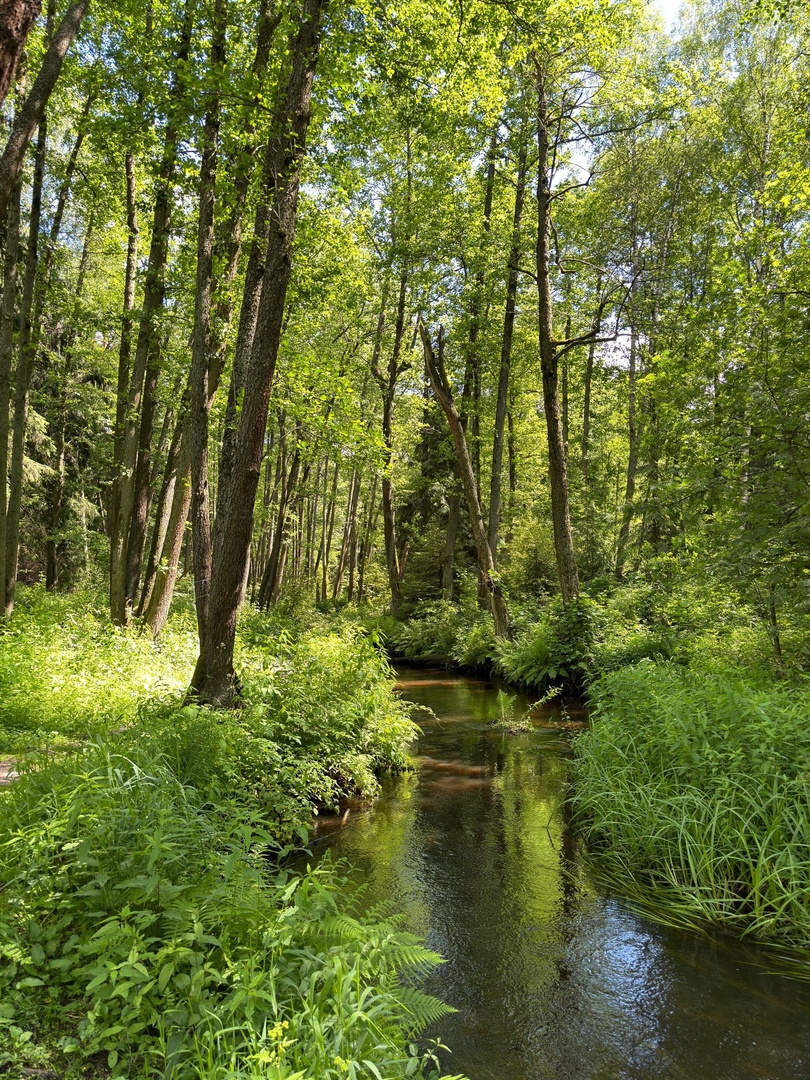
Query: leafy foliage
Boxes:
[{"xmin": 0, "ymin": 747, "xmax": 458, "ymax": 1078}]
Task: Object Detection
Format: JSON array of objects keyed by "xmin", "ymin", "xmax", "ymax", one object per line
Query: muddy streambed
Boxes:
[{"xmin": 311, "ymin": 667, "xmax": 810, "ymax": 1080}]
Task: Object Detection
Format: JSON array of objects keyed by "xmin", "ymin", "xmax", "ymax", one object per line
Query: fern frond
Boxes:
[{"xmin": 390, "ymin": 987, "xmax": 457, "ymax": 1034}]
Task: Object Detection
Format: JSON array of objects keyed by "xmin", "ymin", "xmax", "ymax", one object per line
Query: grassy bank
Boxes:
[
  {"xmin": 570, "ymin": 661, "xmax": 810, "ymax": 975},
  {"xmin": 382, "ymin": 572, "xmax": 810, "ymax": 974},
  {"xmin": 0, "ymin": 588, "xmax": 462, "ymax": 1079}
]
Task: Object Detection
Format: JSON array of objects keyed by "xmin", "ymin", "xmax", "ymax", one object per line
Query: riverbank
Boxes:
[
  {"xmin": 570, "ymin": 660, "xmax": 810, "ymax": 976},
  {"xmin": 0, "ymin": 588, "xmax": 462, "ymax": 1079},
  {"xmin": 377, "ymin": 585, "xmax": 810, "ymax": 976},
  {"xmin": 312, "ymin": 665, "xmax": 810, "ymax": 1080}
]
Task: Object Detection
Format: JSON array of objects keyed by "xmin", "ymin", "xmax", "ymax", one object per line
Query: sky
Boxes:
[{"xmin": 651, "ymin": 0, "xmax": 683, "ymax": 29}]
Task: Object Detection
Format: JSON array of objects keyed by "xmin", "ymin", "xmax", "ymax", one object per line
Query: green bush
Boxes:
[
  {"xmin": 571, "ymin": 662, "xmax": 810, "ymax": 967},
  {"xmin": 388, "ymin": 601, "xmax": 460, "ymax": 662},
  {"xmin": 496, "ymin": 598, "xmax": 599, "ymax": 694},
  {"xmin": 0, "ymin": 747, "xmax": 459, "ymax": 1079}
]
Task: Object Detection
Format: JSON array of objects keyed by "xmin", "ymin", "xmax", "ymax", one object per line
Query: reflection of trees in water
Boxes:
[{"xmin": 317, "ymin": 671, "xmax": 810, "ymax": 1080}]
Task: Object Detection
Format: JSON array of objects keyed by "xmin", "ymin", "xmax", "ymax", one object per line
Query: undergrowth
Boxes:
[
  {"xmin": 0, "ymin": 747, "xmax": 460, "ymax": 1078},
  {"xmin": 0, "ymin": 588, "xmax": 461, "ymax": 1078},
  {"xmin": 571, "ymin": 662, "xmax": 810, "ymax": 972}
]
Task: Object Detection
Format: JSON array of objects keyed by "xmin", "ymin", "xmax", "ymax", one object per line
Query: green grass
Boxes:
[{"xmin": 571, "ymin": 662, "xmax": 810, "ymax": 973}]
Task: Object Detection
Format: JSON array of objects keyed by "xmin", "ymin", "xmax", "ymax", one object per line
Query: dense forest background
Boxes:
[{"xmin": 1, "ymin": 0, "xmax": 808, "ymax": 692}]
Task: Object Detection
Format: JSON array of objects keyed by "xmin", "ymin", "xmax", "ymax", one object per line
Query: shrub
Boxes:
[{"xmin": 496, "ymin": 598, "xmax": 599, "ymax": 694}]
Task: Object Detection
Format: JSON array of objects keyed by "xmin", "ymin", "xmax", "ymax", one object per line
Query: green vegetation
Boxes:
[
  {"xmin": 1, "ymin": 0, "xmax": 810, "ymax": 1063},
  {"xmin": 571, "ymin": 661, "xmax": 810, "ymax": 972},
  {"xmin": 0, "ymin": 590, "xmax": 460, "ymax": 1079}
]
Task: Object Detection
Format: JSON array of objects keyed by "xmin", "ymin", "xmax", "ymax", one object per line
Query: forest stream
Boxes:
[{"xmin": 311, "ymin": 666, "xmax": 810, "ymax": 1080}]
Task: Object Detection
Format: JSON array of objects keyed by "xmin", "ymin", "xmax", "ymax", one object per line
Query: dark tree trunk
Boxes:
[
  {"xmin": 357, "ymin": 473, "xmax": 378, "ymax": 602},
  {"xmin": 614, "ymin": 322, "xmax": 639, "ymax": 580},
  {"xmin": 318, "ymin": 458, "xmax": 339, "ymax": 602},
  {"xmin": 374, "ymin": 272, "xmax": 408, "ymax": 616},
  {"xmin": 109, "ymin": 150, "xmax": 138, "ymax": 597},
  {"xmin": 188, "ymin": 0, "xmax": 225, "ymax": 648},
  {"xmin": 140, "ymin": 6, "xmax": 276, "ymax": 636},
  {"xmin": 44, "ymin": 222, "xmax": 91, "ymax": 590},
  {"xmin": 191, "ymin": 0, "xmax": 328, "ymax": 704},
  {"xmin": 488, "ymin": 135, "xmax": 527, "ymax": 564},
  {"xmin": 580, "ymin": 275, "xmax": 602, "ymax": 484},
  {"xmin": 0, "ymin": 0, "xmax": 41, "ymax": 108},
  {"xmin": 5, "ymin": 115, "xmax": 45, "ymax": 614},
  {"xmin": 110, "ymin": 3, "xmax": 192, "ymax": 623},
  {"xmin": 332, "ymin": 467, "xmax": 360, "ymax": 600},
  {"xmin": 0, "ymin": 180, "xmax": 20, "ymax": 612},
  {"xmin": 258, "ymin": 443, "xmax": 302, "ymax": 610},
  {"xmin": 534, "ymin": 62, "xmax": 579, "ymax": 603},
  {"xmin": 0, "ymin": 0, "xmax": 88, "ymax": 224}
]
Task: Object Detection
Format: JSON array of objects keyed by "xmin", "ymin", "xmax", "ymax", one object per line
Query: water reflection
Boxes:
[{"xmin": 313, "ymin": 667, "xmax": 810, "ymax": 1080}]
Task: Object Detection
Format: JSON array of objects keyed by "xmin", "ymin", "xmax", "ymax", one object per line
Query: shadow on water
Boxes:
[{"xmin": 311, "ymin": 667, "xmax": 810, "ymax": 1080}]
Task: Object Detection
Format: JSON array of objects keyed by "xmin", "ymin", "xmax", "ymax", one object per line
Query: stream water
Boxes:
[{"xmin": 312, "ymin": 667, "xmax": 810, "ymax": 1080}]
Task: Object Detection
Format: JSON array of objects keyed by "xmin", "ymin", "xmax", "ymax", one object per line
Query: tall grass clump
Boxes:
[
  {"xmin": 571, "ymin": 662, "xmax": 810, "ymax": 966},
  {"xmin": 0, "ymin": 746, "xmax": 461, "ymax": 1078}
]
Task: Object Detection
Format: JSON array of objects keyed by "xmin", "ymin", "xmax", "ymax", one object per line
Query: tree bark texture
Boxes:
[
  {"xmin": 4, "ymin": 115, "xmax": 45, "ymax": 613},
  {"xmin": 109, "ymin": 2, "xmax": 192, "ymax": 624},
  {"xmin": 534, "ymin": 62, "xmax": 579, "ymax": 604},
  {"xmin": 0, "ymin": 181, "xmax": 20, "ymax": 611},
  {"xmin": 188, "ymin": 0, "xmax": 225, "ymax": 648},
  {"xmin": 0, "ymin": 0, "xmax": 41, "ymax": 108},
  {"xmin": 488, "ymin": 135, "xmax": 527, "ymax": 564},
  {"xmin": 191, "ymin": 0, "xmax": 328, "ymax": 705},
  {"xmin": 0, "ymin": 0, "xmax": 89, "ymax": 225}
]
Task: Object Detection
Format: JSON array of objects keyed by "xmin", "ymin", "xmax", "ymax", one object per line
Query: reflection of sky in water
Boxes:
[{"xmin": 314, "ymin": 668, "xmax": 810, "ymax": 1080}]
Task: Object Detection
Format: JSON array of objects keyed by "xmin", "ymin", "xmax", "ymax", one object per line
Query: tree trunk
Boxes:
[
  {"xmin": 109, "ymin": 150, "xmax": 138, "ymax": 597},
  {"xmin": 4, "ymin": 114, "xmax": 46, "ymax": 613},
  {"xmin": 0, "ymin": 179, "xmax": 20, "ymax": 613},
  {"xmin": 319, "ymin": 458, "xmax": 339, "ymax": 602},
  {"xmin": 0, "ymin": 0, "xmax": 88, "ymax": 224},
  {"xmin": 357, "ymin": 474, "xmax": 378, "ymax": 602},
  {"xmin": 534, "ymin": 62, "xmax": 579, "ymax": 603},
  {"xmin": 580, "ymin": 274, "xmax": 602, "ymax": 484},
  {"xmin": 188, "ymin": 0, "xmax": 225, "ymax": 648},
  {"xmin": 332, "ymin": 467, "xmax": 360, "ymax": 600},
  {"xmin": 488, "ymin": 136, "xmax": 527, "ymax": 564},
  {"xmin": 374, "ymin": 272, "xmax": 408, "ymax": 616},
  {"xmin": 258, "ymin": 445, "xmax": 302, "ymax": 610},
  {"xmin": 191, "ymin": 0, "xmax": 328, "ymax": 704},
  {"xmin": 420, "ymin": 322, "xmax": 510, "ymax": 639},
  {"xmin": 109, "ymin": 3, "xmax": 192, "ymax": 623},
  {"xmin": 0, "ymin": 0, "xmax": 41, "ymax": 108},
  {"xmin": 140, "ymin": 6, "xmax": 276, "ymax": 635},
  {"xmin": 614, "ymin": 322, "xmax": 639, "ymax": 580},
  {"xmin": 45, "ymin": 222, "xmax": 92, "ymax": 589}
]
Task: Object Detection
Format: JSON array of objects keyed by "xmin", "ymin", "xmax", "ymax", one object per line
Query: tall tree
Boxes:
[{"xmin": 190, "ymin": 0, "xmax": 329, "ymax": 704}]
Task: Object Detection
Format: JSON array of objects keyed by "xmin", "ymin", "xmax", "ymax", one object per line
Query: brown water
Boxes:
[{"xmin": 312, "ymin": 667, "xmax": 810, "ymax": 1080}]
